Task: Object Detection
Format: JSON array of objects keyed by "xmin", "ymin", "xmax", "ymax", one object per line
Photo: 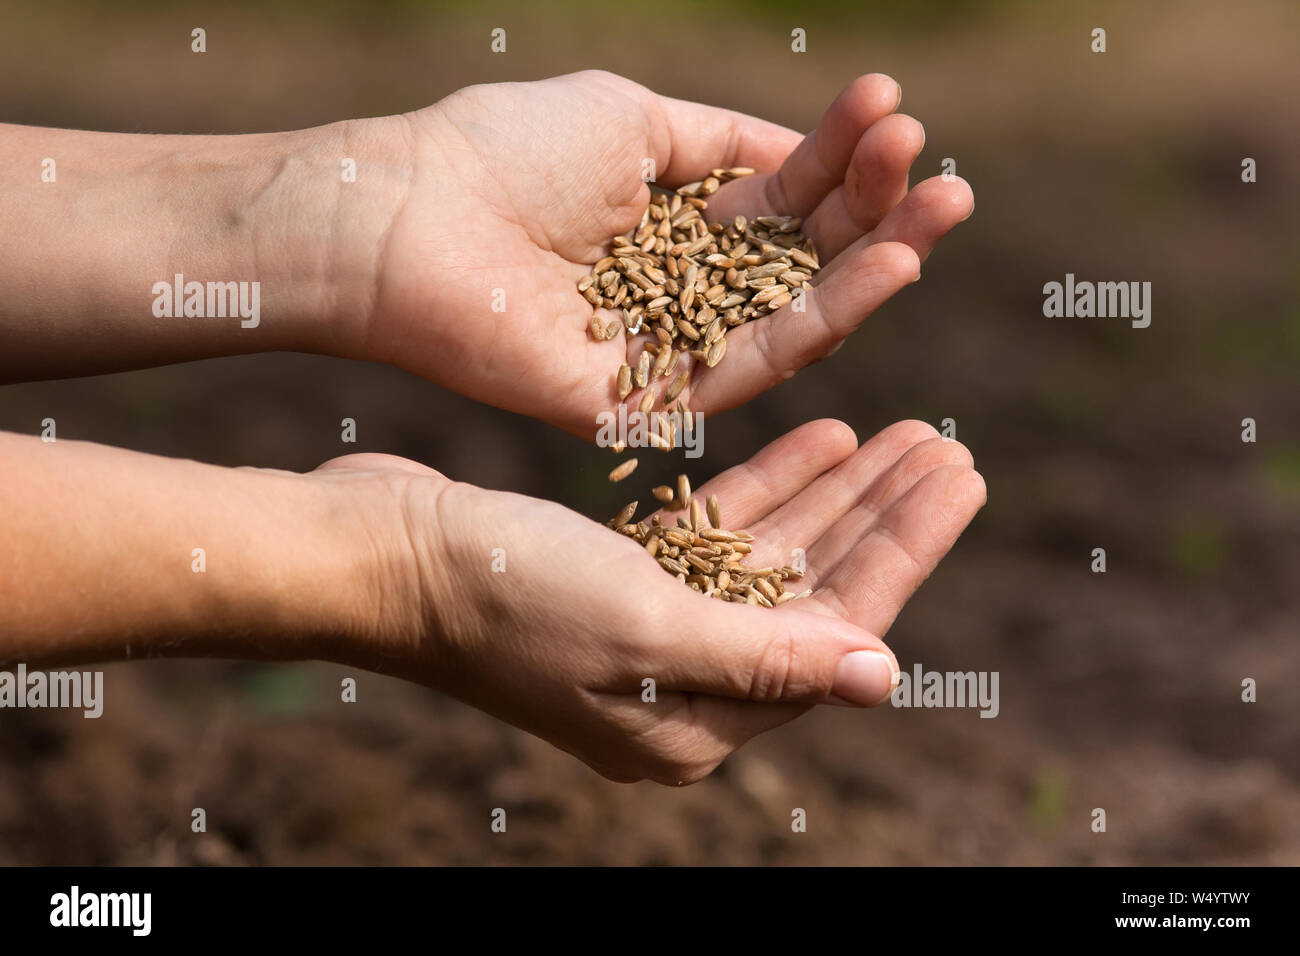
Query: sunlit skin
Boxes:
[
  {"xmin": 366, "ymin": 71, "xmax": 974, "ymax": 437},
  {"xmin": 0, "ymin": 418, "xmax": 981, "ymax": 786},
  {"xmin": 0, "ymin": 73, "xmax": 981, "ymax": 784},
  {"xmin": 312, "ymin": 418, "xmax": 985, "ymax": 784}
]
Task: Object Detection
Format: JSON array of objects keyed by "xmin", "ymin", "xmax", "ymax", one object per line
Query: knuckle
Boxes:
[
  {"xmin": 749, "ymin": 629, "xmax": 827, "ymax": 703},
  {"xmin": 750, "ymin": 631, "xmax": 796, "ymax": 702}
]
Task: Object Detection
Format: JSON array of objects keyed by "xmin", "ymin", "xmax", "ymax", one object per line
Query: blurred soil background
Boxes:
[{"xmin": 0, "ymin": 0, "xmax": 1297, "ymax": 864}]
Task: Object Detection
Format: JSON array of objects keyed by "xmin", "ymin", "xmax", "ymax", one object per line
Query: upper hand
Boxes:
[{"xmin": 351, "ymin": 71, "xmax": 973, "ymax": 438}]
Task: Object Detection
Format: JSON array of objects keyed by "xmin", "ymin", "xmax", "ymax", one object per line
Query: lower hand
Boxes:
[{"xmin": 321, "ymin": 418, "xmax": 984, "ymax": 784}]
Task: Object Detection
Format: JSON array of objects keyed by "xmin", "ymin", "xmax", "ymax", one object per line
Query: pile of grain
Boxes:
[
  {"xmin": 579, "ymin": 168, "xmax": 821, "ymax": 417},
  {"xmin": 607, "ymin": 467, "xmax": 809, "ymax": 607}
]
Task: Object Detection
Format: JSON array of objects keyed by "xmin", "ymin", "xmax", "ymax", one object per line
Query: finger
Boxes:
[
  {"xmin": 704, "ymin": 73, "xmax": 903, "ymax": 222},
  {"xmin": 654, "ymin": 418, "xmax": 857, "ymax": 529},
  {"xmin": 801, "ymin": 437, "xmax": 976, "ymax": 584},
  {"xmin": 744, "ymin": 420, "xmax": 941, "ymax": 565},
  {"xmin": 644, "ymin": 599, "xmax": 900, "ymax": 708},
  {"xmin": 863, "ymin": 175, "xmax": 975, "ymax": 264},
  {"xmin": 816, "ymin": 464, "xmax": 987, "ymax": 636},
  {"xmin": 804, "ymin": 113, "xmax": 926, "ymax": 259},
  {"xmin": 649, "ymin": 94, "xmax": 803, "ymax": 187},
  {"xmin": 687, "ymin": 240, "xmax": 919, "ymax": 412}
]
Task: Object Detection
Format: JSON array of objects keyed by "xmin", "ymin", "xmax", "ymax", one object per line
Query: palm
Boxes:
[
  {"xmin": 584, "ymin": 416, "xmax": 986, "ymax": 765},
  {"xmin": 370, "ymin": 71, "xmax": 973, "ymax": 439},
  {"xmin": 480, "ymin": 416, "xmax": 985, "ymax": 770},
  {"xmin": 323, "ymin": 415, "xmax": 983, "ymax": 668},
  {"xmin": 579, "ymin": 417, "xmax": 982, "ymax": 633},
  {"xmin": 687, "ymin": 419, "xmax": 984, "ymax": 633}
]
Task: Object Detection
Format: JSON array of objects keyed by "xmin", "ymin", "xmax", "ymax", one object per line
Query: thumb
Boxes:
[{"xmin": 649, "ymin": 598, "xmax": 900, "ymax": 707}]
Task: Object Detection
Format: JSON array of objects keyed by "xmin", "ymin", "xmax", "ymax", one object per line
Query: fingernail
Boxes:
[
  {"xmin": 894, "ymin": 82, "xmax": 903, "ymax": 109},
  {"xmin": 830, "ymin": 651, "xmax": 898, "ymax": 707}
]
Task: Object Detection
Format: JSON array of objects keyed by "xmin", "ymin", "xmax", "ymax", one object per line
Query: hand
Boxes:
[
  {"xmin": 319, "ymin": 418, "xmax": 985, "ymax": 784},
  {"xmin": 352, "ymin": 70, "xmax": 974, "ymax": 439}
]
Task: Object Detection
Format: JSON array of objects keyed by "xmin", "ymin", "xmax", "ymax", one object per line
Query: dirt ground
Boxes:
[{"xmin": 0, "ymin": 0, "xmax": 1297, "ymax": 864}]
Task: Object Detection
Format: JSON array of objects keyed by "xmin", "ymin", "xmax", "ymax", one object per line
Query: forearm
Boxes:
[
  {"xmin": 0, "ymin": 119, "xmax": 408, "ymax": 381},
  {"xmin": 0, "ymin": 432, "xmax": 412, "ymax": 669}
]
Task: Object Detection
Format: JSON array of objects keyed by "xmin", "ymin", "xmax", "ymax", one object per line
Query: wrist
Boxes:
[
  {"xmin": 295, "ymin": 459, "xmax": 457, "ymax": 682},
  {"xmin": 259, "ymin": 116, "xmax": 413, "ymax": 359},
  {"xmin": 137, "ymin": 463, "xmax": 418, "ymax": 668}
]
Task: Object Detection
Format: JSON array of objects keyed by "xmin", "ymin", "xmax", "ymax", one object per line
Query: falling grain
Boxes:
[{"xmin": 608, "ymin": 458, "xmax": 639, "ymax": 483}]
